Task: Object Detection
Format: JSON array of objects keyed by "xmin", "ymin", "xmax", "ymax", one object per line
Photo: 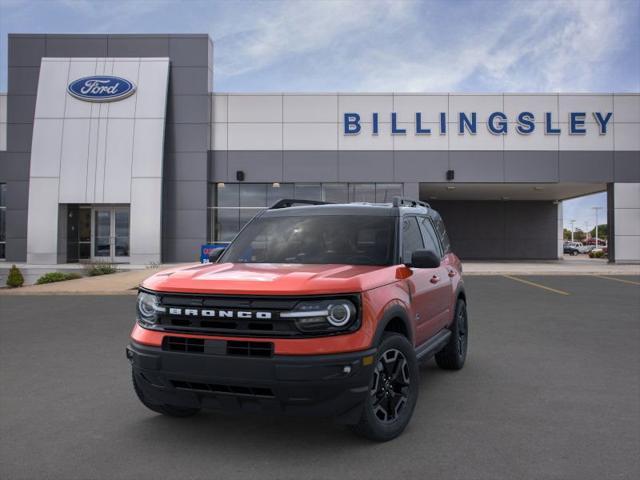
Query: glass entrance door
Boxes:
[{"xmin": 92, "ymin": 206, "xmax": 130, "ymax": 262}]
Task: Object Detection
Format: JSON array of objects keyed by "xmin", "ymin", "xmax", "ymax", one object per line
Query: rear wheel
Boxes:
[
  {"xmin": 351, "ymin": 333, "xmax": 419, "ymax": 442},
  {"xmin": 435, "ymin": 298, "xmax": 468, "ymax": 370},
  {"xmin": 132, "ymin": 370, "xmax": 200, "ymax": 417}
]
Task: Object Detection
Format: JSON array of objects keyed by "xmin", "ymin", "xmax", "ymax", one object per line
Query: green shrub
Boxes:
[
  {"xmin": 84, "ymin": 263, "xmax": 118, "ymax": 276},
  {"xmin": 589, "ymin": 250, "xmax": 606, "ymax": 259},
  {"xmin": 36, "ymin": 272, "xmax": 82, "ymax": 284},
  {"xmin": 6, "ymin": 265, "xmax": 24, "ymax": 288}
]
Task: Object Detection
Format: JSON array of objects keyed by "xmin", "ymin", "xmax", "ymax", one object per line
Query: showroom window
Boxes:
[
  {"xmin": 208, "ymin": 182, "xmax": 403, "ymax": 242},
  {"xmin": 0, "ymin": 183, "xmax": 6, "ymax": 259}
]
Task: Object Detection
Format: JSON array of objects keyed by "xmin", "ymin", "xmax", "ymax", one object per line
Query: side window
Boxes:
[
  {"xmin": 433, "ymin": 216, "xmax": 451, "ymax": 254},
  {"xmin": 402, "ymin": 217, "xmax": 424, "ymax": 263},
  {"xmin": 419, "ymin": 217, "xmax": 443, "ymax": 258}
]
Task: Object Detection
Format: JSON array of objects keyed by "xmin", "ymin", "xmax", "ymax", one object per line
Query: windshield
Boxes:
[{"xmin": 220, "ymin": 215, "xmax": 397, "ymax": 265}]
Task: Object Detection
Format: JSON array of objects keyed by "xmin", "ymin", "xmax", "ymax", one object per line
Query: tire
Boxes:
[
  {"xmin": 132, "ymin": 370, "xmax": 201, "ymax": 418},
  {"xmin": 351, "ymin": 333, "xmax": 419, "ymax": 442},
  {"xmin": 572, "ymin": 250, "xmax": 579, "ymax": 256},
  {"xmin": 435, "ymin": 298, "xmax": 468, "ymax": 371}
]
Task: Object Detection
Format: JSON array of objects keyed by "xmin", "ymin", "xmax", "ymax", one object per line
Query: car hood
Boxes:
[{"xmin": 141, "ymin": 262, "xmax": 399, "ymax": 295}]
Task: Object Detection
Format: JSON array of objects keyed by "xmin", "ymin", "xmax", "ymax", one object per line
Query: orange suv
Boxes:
[{"xmin": 127, "ymin": 197, "xmax": 468, "ymax": 441}]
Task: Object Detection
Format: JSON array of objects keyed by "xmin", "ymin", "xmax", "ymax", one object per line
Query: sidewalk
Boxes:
[
  {"xmin": 463, "ymin": 257, "xmax": 640, "ymax": 276},
  {"xmin": 1, "ymin": 258, "xmax": 638, "ymax": 295},
  {"xmin": 0, "ymin": 266, "xmax": 183, "ymax": 295}
]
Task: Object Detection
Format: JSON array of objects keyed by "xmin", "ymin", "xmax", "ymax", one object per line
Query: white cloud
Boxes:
[
  {"xmin": 213, "ymin": 0, "xmax": 411, "ymax": 79},
  {"xmin": 213, "ymin": 0, "xmax": 636, "ymax": 92}
]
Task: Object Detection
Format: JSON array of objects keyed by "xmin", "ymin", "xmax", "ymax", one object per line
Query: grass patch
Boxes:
[
  {"xmin": 84, "ymin": 263, "xmax": 118, "ymax": 276},
  {"xmin": 36, "ymin": 272, "xmax": 82, "ymax": 285}
]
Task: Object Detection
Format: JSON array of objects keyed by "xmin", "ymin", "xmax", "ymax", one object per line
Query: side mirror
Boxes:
[
  {"xmin": 408, "ymin": 249, "xmax": 441, "ymax": 269},
  {"xmin": 208, "ymin": 248, "xmax": 225, "ymax": 263}
]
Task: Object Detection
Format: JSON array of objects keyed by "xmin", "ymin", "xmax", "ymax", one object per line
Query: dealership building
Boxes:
[{"xmin": 0, "ymin": 33, "xmax": 638, "ymax": 265}]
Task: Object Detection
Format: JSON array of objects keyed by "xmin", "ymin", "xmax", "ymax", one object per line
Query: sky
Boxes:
[{"xmin": 1, "ymin": 0, "xmax": 638, "ymax": 227}]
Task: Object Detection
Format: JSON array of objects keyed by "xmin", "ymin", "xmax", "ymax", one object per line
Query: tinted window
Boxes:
[
  {"xmin": 221, "ymin": 215, "xmax": 396, "ymax": 265},
  {"xmin": 401, "ymin": 217, "xmax": 424, "ymax": 264},
  {"xmin": 433, "ymin": 216, "xmax": 451, "ymax": 253},
  {"xmin": 419, "ymin": 217, "xmax": 443, "ymax": 258}
]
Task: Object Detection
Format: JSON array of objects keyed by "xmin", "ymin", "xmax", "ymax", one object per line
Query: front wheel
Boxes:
[
  {"xmin": 435, "ymin": 298, "xmax": 468, "ymax": 370},
  {"xmin": 351, "ymin": 333, "xmax": 419, "ymax": 442}
]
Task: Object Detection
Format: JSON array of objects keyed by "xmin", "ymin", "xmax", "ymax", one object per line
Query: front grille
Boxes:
[
  {"xmin": 163, "ymin": 336, "xmax": 204, "ymax": 353},
  {"xmin": 227, "ymin": 341, "xmax": 273, "ymax": 357},
  {"xmin": 147, "ymin": 292, "xmax": 361, "ymax": 338},
  {"xmin": 162, "ymin": 336, "xmax": 274, "ymax": 357},
  {"xmin": 156, "ymin": 295, "xmax": 299, "ymax": 337},
  {"xmin": 171, "ymin": 380, "xmax": 274, "ymax": 398}
]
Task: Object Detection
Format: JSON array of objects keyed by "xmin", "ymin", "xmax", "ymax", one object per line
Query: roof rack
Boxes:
[
  {"xmin": 269, "ymin": 198, "xmax": 331, "ymax": 209},
  {"xmin": 391, "ymin": 196, "xmax": 430, "ymax": 209}
]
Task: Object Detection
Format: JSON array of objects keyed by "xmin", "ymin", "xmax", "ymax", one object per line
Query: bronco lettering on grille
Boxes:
[{"xmin": 167, "ymin": 308, "xmax": 272, "ymax": 320}]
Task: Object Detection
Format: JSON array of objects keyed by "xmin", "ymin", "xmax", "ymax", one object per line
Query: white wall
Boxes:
[
  {"xmin": 26, "ymin": 57, "xmax": 169, "ymax": 264},
  {"xmin": 211, "ymin": 93, "xmax": 640, "ymax": 152},
  {"xmin": 613, "ymin": 183, "xmax": 640, "ymax": 263}
]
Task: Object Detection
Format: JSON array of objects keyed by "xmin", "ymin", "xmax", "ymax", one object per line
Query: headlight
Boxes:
[
  {"xmin": 136, "ymin": 291, "xmax": 165, "ymax": 327},
  {"xmin": 281, "ymin": 298, "xmax": 358, "ymax": 333}
]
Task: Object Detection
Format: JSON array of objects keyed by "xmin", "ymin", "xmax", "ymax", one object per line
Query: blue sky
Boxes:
[{"xmin": 1, "ymin": 0, "xmax": 638, "ymax": 227}]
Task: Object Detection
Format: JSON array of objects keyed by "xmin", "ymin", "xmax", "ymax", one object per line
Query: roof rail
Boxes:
[
  {"xmin": 391, "ymin": 196, "xmax": 430, "ymax": 209},
  {"xmin": 269, "ymin": 198, "xmax": 331, "ymax": 209}
]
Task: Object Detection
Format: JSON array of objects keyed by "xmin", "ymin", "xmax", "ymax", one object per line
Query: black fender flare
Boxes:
[
  {"xmin": 446, "ymin": 283, "xmax": 467, "ymax": 328},
  {"xmin": 371, "ymin": 304, "xmax": 414, "ymax": 347},
  {"xmin": 455, "ymin": 283, "xmax": 467, "ymax": 303}
]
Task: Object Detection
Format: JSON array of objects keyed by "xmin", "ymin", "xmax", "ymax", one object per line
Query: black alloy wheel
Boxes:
[
  {"xmin": 455, "ymin": 301, "xmax": 468, "ymax": 358},
  {"xmin": 351, "ymin": 333, "xmax": 419, "ymax": 442},
  {"xmin": 435, "ymin": 298, "xmax": 468, "ymax": 370},
  {"xmin": 371, "ymin": 348, "xmax": 411, "ymax": 423}
]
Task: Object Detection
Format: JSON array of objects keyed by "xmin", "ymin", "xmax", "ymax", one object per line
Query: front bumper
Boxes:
[{"xmin": 127, "ymin": 341, "xmax": 376, "ymax": 423}]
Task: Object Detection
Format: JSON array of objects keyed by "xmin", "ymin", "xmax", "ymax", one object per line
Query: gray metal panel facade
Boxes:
[
  {"xmin": 1, "ymin": 33, "xmax": 213, "ymax": 262},
  {"xmin": 207, "ymin": 150, "xmax": 631, "ymax": 184}
]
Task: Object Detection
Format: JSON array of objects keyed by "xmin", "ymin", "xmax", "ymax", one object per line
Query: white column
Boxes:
[
  {"xmin": 612, "ymin": 183, "xmax": 640, "ymax": 263},
  {"xmin": 557, "ymin": 201, "xmax": 564, "ymax": 259}
]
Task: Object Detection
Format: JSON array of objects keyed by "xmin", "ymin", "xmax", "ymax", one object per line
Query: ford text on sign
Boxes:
[{"xmin": 67, "ymin": 76, "xmax": 136, "ymax": 102}]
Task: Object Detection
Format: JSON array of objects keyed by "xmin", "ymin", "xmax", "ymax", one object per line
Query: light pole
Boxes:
[
  {"xmin": 592, "ymin": 206, "xmax": 603, "ymax": 248},
  {"xmin": 570, "ymin": 219, "xmax": 576, "ymax": 242}
]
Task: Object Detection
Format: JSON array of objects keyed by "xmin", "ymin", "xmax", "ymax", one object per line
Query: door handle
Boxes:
[{"xmin": 430, "ymin": 275, "xmax": 440, "ymax": 284}]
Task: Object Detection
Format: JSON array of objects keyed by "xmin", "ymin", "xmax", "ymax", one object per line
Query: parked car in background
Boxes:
[
  {"xmin": 564, "ymin": 242, "xmax": 582, "ymax": 256},
  {"xmin": 564, "ymin": 243, "xmax": 581, "ymax": 256},
  {"xmin": 580, "ymin": 245, "xmax": 596, "ymax": 254}
]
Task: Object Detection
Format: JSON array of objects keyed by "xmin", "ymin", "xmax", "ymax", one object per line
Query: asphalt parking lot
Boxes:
[{"xmin": 1, "ymin": 275, "xmax": 639, "ymax": 480}]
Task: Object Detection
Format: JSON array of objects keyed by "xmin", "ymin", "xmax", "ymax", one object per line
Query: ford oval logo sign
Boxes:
[{"xmin": 67, "ymin": 76, "xmax": 136, "ymax": 102}]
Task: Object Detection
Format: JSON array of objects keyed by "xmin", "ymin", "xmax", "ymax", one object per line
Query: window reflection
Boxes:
[{"xmin": 208, "ymin": 182, "xmax": 403, "ymax": 242}]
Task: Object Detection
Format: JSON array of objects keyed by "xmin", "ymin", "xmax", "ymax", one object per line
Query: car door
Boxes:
[
  {"xmin": 418, "ymin": 216, "xmax": 453, "ymax": 332},
  {"xmin": 400, "ymin": 216, "xmax": 443, "ymax": 346}
]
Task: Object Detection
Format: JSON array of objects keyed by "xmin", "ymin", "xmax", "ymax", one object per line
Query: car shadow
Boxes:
[{"xmin": 118, "ymin": 360, "xmax": 452, "ymax": 451}]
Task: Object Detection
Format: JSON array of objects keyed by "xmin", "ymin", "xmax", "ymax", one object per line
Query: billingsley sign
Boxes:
[
  {"xmin": 67, "ymin": 76, "xmax": 136, "ymax": 102},
  {"xmin": 343, "ymin": 111, "xmax": 613, "ymax": 135}
]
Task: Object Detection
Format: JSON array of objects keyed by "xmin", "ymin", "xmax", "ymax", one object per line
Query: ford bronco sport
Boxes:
[{"xmin": 127, "ymin": 197, "xmax": 468, "ymax": 441}]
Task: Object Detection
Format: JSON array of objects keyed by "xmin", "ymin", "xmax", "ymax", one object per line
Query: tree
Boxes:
[
  {"xmin": 573, "ymin": 228, "xmax": 586, "ymax": 242},
  {"xmin": 589, "ymin": 224, "xmax": 608, "ymax": 239},
  {"xmin": 563, "ymin": 228, "xmax": 572, "ymax": 240}
]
